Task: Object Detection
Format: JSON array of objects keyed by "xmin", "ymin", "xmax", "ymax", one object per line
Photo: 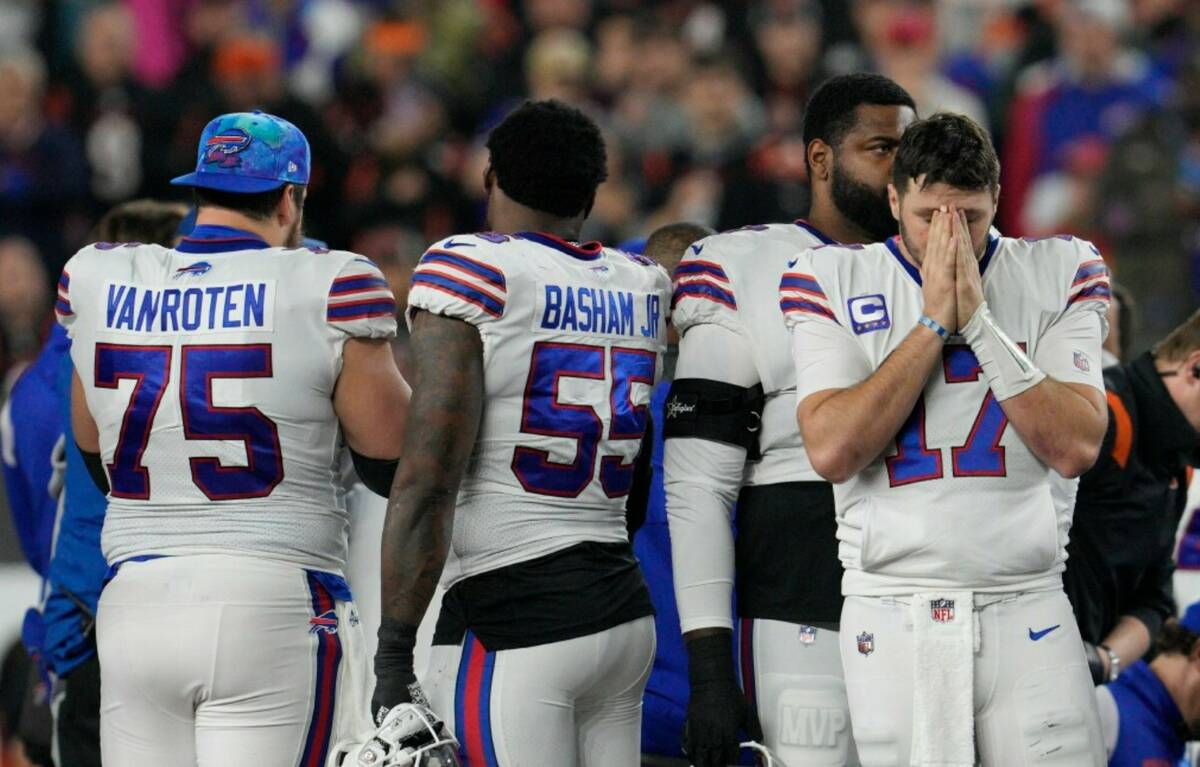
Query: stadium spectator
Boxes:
[
  {"xmin": 0, "ymin": 237, "xmax": 48, "ymax": 386},
  {"xmin": 1000, "ymin": 0, "xmax": 1164, "ymax": 234},
  {"xmin": 1066, "ymin": 309, "xmax": 1200, "ymax": 685},
  {"xmin": 50, "ymin": 3, "xmax": 156, "ymax": 205},
  {"xmin": 847, "ymin": 0, "xmax": 987, "ymax": 125},
  {"xmin": 0, "ymin": 48, "xmax": 89, "ymax": 274},
  {"xmin": 1091, "ymin": 53, "xmax": 1200, "ymax": 350}
]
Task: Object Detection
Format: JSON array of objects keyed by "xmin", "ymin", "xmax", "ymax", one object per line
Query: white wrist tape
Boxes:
[{"xmin": 961, "ymin": 302, "xmax": 1046, "ymax": 401}]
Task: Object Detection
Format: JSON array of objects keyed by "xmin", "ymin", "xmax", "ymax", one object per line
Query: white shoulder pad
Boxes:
[
  {"xmin": 55, "ymin": 242, "xmax": 142, "ymax": 335},
  {"xmin": 779, "ymin": 247, "xmax": 842, "ymax": 331},
  {"xmin": 1060, "ymin": 237, "xmax": 1111, "ymax": 313},
  {"xmin": 671, "ymin": 234, "xmax": 741, "ymax": 335},
  {"xmin": 326, "ymin": 253, "xmax": 398, "ymax": 339},
  {"xmin": 407, "ymin": 234, "xmax": 510, "ymax": 329}
]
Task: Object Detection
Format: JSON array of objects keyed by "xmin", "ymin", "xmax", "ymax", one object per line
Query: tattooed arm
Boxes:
[{"xmin": 372, "ymin": 310, "xmax": 484, "ymax": 718}]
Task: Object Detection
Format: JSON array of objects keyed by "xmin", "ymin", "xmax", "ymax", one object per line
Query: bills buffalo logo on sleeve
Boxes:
[
  {"xmin": 308, "ymin": 610, "xmax": 339, "ymax": 635},
  {"xmin": 930, "ymin": 598, "xmax": 955, "ymax": 623},
  {"xmin": 204, "ymin": 128, "xmax": 252, "ymax": 167},
  {"xmin": 847, "ymin": 294, "xmax": 891, "ymax": 335}
]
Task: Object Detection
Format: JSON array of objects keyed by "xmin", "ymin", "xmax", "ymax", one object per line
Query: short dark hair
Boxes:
[
  {"xmin": 644, "ymin": 222, "xmax": 715, "ymax": 275},
  {"xmin": 92, "ymin": 199, "xmax": 189, "ymax": 246},
  {"xmin": 1154, "ymin": 308, "xmax": 1200, "ymax": 363},
  {"xmin": 193, "ymin": 183, "xmax": 305, "ymax": 221},
  {"xmin": 802, "ymin": 73, "xmax": 916, "ymax": 165},
  {"xmin": 485, "ymin": 99, "xmax": 608, "ymax": 219},
  {"xmin": 892, "ymin": 112, "xmax": 1000, "ymax": 194},
  {"xmin": 1156, "ymin": 619, "xmax": 1199, "ymax": 657}
]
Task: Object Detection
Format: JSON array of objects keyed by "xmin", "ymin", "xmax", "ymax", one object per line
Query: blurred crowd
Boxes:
[{"xmin": 0, "ymin": 0, "xmax": 1197, "ymax": 383}]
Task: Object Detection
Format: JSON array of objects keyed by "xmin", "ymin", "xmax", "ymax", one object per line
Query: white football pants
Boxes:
[
  {"xmin": 96, "ymin": 554, "xmax": 372, "ymax": 766},
  {"xmin": 737, "ymin": 618, "xmax": 859, "ymax": 766},
  {"xmin": 424, "ymin": 615, "xmax": 655, "ymax": 766},
  {"xmin": 840, "ymin": 590, "xmax": 1105, "ymax": 767}
]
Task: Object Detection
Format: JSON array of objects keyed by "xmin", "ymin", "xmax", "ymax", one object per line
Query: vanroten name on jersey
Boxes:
[{"xmin": 104, "ymin": 280, "xmax": 274, "ymax": 333}]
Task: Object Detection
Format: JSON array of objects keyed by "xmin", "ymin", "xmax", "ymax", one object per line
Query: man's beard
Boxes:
[
  {"xmin": 898, "ymin": 215, "xmax": 922, "ymax": 263},
  {"xmin": 831, "ymin": 161, "xmax": 898, "ymax": 241}
]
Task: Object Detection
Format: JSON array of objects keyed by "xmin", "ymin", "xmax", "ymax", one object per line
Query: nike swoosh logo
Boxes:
[
  {"xmin": 787, "ymin": 258, "xmax": 798, "ymax": 268},
  {"xmin": 1028, "ymin": 625, "xmax": 1061, "ymax": 641},
  {"xmin": 443, "ymin": 238, "xmax": 476, "ymax": 249},
  {"xmin": 691, "ymin": 244, "xmax": 704, "ymax": 255}
]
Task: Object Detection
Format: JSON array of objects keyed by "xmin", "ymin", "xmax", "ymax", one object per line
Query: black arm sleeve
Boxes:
[
  {"xmin": 78, "ymin": 445, "xmax": 109, "ymax": 495},
  {"xmin": 350, "ymin": 449, "xmax": 399, "ymax": 497},
  {"xmin": 662, "ymin": 378, "xmax": 765, "ymax": 459},
  {"xmin": 625, "ymin": 415, "xmax": 654, "ymax": 537}
]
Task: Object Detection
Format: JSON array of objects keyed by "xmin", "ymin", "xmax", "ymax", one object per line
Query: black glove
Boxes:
[
  {"xmin": 1083, "ymin": 641, "xmax": 1106, "ymax": 685},
  {"xmin": 372, "ymin": 619, "xmax": 425, "ymax": 725},
  {"xmin": 683, "ymin": 632, "xmax": 763, "ymax": 767}
]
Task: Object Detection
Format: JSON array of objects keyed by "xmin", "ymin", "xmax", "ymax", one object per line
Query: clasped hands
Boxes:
[{"xmin": 920, "ymin": 205, "xmax": 984, "ymax": 335}]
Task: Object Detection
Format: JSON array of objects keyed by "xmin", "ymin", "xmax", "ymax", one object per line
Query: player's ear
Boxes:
[
  {"xmin": 1185, "ymin": 348, "xmax": 1200, "ymax": 382},
  {"xmin": 888, "ymin": 182, "xmax": 900, "ymax": 221},
  {"xmin": 483, "ymin": 166, "xmax": 495, "ymax": 194},
  {"xmin": 807, "ymin": 139, "xmax": 831, "ymax": 183},
  {"xmin": 277, "ymin": 184, "xmax": 296, "ymax": 226}
]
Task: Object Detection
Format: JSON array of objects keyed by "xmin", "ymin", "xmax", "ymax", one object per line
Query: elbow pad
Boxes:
[
  {"xmin": 663, "ymin": 379, "xmax": 764, "ymax": 459},
  {"xmin": 351, "ymin": 449, "xmax": 399, "ymax": 497},
  {"xmin": 77, "ymin": 444, "xmax": 110, "ymax": 495}
]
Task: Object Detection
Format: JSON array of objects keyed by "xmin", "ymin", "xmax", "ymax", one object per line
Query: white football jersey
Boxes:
[
  {"xmin": 782, "ymin": 233, "xmax": 1109, "ymax": 596},
  {"xmin": 671, "ymin": 220, "xmax": 834, "ymax": 485},
  {"xmin": 58, "ymin": 234, "xmax": 397, "ymax": 573},
  {"xmin": 406, "ymin": 231, "xmax": 669, "ymax": 585}
]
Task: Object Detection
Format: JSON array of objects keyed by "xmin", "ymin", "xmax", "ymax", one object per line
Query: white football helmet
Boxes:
[{"xmin": 326, "ymin": 704, "xmax": 461, "ymax": 767}]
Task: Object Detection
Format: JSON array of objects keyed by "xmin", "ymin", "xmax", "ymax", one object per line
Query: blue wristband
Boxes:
[{"xmin": 918, "ymin": 314, "xmax": 949, "ymax": 340}]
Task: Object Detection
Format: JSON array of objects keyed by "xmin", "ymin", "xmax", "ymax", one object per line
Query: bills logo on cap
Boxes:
[
  {"xmin": 308, "ymin": 610, "xmax": 339, "ymax": 635},
  {"xmin": 1073, "ymin": 350, "xmax": 1090, "ymax": 372},
  {"xmin": 857, "ymin": 631, "xmax": 874, "ymax": 656},
  {"xmin": 799, "ymin": 625, "xmax": 817, "ymax": 645},
  {"xmin": 931, "ymin": 598, "xmax": 955, "ymax": 623},
  {"xmin": 848, "ymin": 293, "xmax": 891, "ymax": 335},
  {"xmin": 204, "ymin": 128, "xmax": 252, "ymax": 168}
]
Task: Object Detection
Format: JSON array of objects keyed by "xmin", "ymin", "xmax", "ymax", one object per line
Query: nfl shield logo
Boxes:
[
  {"xmin": 931, "ymin": 598, "xmax": 955, "ymax": 623},
  {"xmin": 1073, "ymin": 350, "xmax": 1091, "ymax": 372},
  {"xmin": 857, "ymin": 632, "xmax": 874, "ymax": 656},
  {"xmin": 799, "ymin": 625, "xmax": 817, "ymax": 646}
]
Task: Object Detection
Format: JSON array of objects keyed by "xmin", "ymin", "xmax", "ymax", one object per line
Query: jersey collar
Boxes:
[
  {"xmin": 176, "ymin": 224, "xmax": 271, "ymax": 254},
  {"xmin": 885, "ymin": 232, "xmax": 1000, "ymax": 286},
  {"xmin": 515, "ymin": 231, "xmax": 604, "ymax": 261},
  {"xmin": 794, "ymin": 219, "xmax": 837, "ymax": 245}
]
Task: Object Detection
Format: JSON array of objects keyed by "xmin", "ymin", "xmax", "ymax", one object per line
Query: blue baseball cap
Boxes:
[{"xmin": 171, "ymin": 111, "xmax": 310, "ymax": 193}]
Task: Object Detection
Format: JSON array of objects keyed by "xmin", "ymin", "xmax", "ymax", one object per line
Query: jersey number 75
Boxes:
[{"xmin": 95, "ymin": 343, "xmax": 283, "ymax": 501}]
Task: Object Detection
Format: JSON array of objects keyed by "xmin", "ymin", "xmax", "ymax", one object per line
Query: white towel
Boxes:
[{"xmin": 910, "ymin": 592, "xmax": 975, "ymax": 767}]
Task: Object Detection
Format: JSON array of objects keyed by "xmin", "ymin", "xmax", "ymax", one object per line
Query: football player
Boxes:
[
  {"xmin": 371, "ymin": 100, "xmax": 668, "ymax": 766},
  {"xmin": 665, "ymin": 73, "xmax": 915, "ymax": 767},
  {"xmin": 61, "ymin": 112, "xmax": 410, "ymax": 765},
  {"xmin": 784, "ymin": 113, "xmax": 1109, "ymax": 766}
]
